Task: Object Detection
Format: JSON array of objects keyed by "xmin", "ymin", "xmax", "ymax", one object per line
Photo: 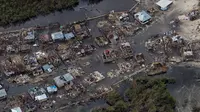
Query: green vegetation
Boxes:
[
  {"xmin": 0, "ymin": 0, "xmax": 78, "ymax": 25},
  {"xmin": 93, "ymin": 78, "xmax": 176, "ymax": 112}
]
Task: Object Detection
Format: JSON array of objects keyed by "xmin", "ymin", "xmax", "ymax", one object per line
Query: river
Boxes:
[{"xmin": 0, "ymin": 0, "xmax": 135, "ymax": 32}]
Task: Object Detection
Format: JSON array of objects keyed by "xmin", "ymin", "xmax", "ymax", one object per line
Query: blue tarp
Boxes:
[
  {"xmin": 47, "ymin": 85, "xmax": 58, "ymax": 93},
  {"xmin": 64, "ymin": 32, "xmax": 75, "ymax": 40}
]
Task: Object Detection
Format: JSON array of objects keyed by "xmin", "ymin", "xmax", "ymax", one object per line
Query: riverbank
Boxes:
[
  {"xmin": 0, "ymin": 0, "xmax": 79, "ymax": 26},
  {"xmin": 0, "ymin": 0, "xmax": 135, "ymax": 31}
]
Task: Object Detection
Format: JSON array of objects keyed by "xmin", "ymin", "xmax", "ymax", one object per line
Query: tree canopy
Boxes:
[
  {"xmin": 0, "ymin": 0, "xmax": 78, "ymax": 25},
  {"xmin": 93, "ymin": 78, "xmax": 176, "ymax": 112}
]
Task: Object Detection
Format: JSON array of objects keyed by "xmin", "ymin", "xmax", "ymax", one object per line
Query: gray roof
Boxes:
[
  {"xmin": 134, "ymin": 10, "xmax": 151, "ymax": 22},
  {"xmin": 156, "ymin": 0, "xmax": 173, "ymax": 8},
  {"xmin": 54, "ymin": 73, "xmax": 74, "ymax": 88},
  {"xmin": 0, "ymin": 89, "xmax": 7, "ymax": 98},
  {"xmin": 51, "ymin": 31, "xmax": 64, "ymax": 40},
  {"xmin": 64, "ymin": 32, "xmax": 75, "ymax": 40},
  {"xmin": 63, "ymin": 73, "xmax": 74, "ymax": 82}
]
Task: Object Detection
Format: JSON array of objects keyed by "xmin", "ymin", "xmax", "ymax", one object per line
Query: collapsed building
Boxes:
[
  {"xmin": 181, "ymin": 46, "xmax": 194, "ymax": 61},
  {"xmin": 102, "ymin": 49, "xmax": 117, "ymax": 63},
  {"xmin": 84, "ymin": 71, "xmax": 105, "ymax": 85},
  {"xmin": 22, "ymin": 30, "xmax": 35, "ymax": 43},
  {"xmin": 28, "ymin": 87, "xmax": 48, "ymax": 102},
  {"xmin": 73, "ymin": 23, "xmax": 90, "ymax": 39},
  {"xmin": 147, "ymin": 62, "xmax": 168, "ymax": 76},
  {"xmin": 135, "ymin": 53, "xmax": 145, "ymax": 65},
  {"xmin": 95, "ymin": 36, "xmax": 109, "ymax": 47},
  {"xmin": 1, "ymin": 55, "xmax": 26, "ymax": 76},
  {"xmin": 120, "ymin": 42, "xmax": 134, "ymax": 59},
  {"xmin": 72, "ymin": 42, "xmax": 96, "ymax": 57}
]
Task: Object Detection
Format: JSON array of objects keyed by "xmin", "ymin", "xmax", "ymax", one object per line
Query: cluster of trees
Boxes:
[
  {"xmin": 93, "ymin": 78, "xmax": 176, "ymax": 112},
  {"xmin": 0, "ymin": 0, "xmax": 78, "ymax": 26}
]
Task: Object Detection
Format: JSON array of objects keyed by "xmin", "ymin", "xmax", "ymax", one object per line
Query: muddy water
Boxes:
[
  {"xmin": 63, "ymin": 99, "xmax": 108, "ymax": 112},
  {"xmin": 0, "ymin": 0, "xmax": 135, "ymax": 32},
  {"xmin": 167, "ymin": 66, "xmax": 200, "ymax": 112}
]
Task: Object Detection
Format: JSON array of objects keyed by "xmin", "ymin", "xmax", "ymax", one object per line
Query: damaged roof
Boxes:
[{"xmin": 134, "ymin": 10, "xmax": 151, "ymax": 23}]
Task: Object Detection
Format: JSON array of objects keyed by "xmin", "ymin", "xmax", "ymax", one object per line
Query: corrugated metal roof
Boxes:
[
  {"xmin": 0, "ymin": 89, "xmax": 7, "ymax": 98},
  {"xmin": 35, "ymin": 94, "xmax": 48, "ymax": 101},
  {"xmin": 51, "ymin": 31, "xmax": 64, "ymax": 40},
  {"xmin": 156, "ymin": 0, "xmax": 173, "ymax": 8},
  {"xmin": 64, "ymin": 32, "xmax": 75, "ymax": 40},
  {"xmin": 54, "ymin": 73, "xmax": 74, "ymax": 88},
  {"xmin": 63, "ymin": 73, "xmax": 74, "ymax": 82},
  {"xmin": 135, "ymin": 10, "xmax": 151, "ymax": 22}
]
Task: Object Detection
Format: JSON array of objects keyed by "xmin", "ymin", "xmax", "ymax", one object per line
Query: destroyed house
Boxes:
[
  {"xmin": 28, "ymin": 87, "xmax": 48, "ymax": 102},
  {"xmin": 85, "ymin": 71, "xmax": 105, "ymax": 84},
  {"xmin": 24, "ymin": 31, "xmax": 35, "ymax": 43},
  {"xmin": 134, "ymin": 10, "xmax": 151, "ymax": 24},
  {"xmin": 54, "ymin": 73, "xmax": 74, "ymax": 88},
  {"xmin": 39, "ymin": 34, "xmax": 51, "ymax": 43},
  {"xmin": 102, "ymin": 49, "xmax": 116, "ymax": 63},
  {"xmin": 188, "ymin": 10, "xmax": 199, "ymax": 21},
  {"xmin": 19, "ymin": 44, "xmax": 31, "ymax": 53},
  {"xmin": 73, "ymin": 24, "xmax": 89, "ymax": 39},
  {"xmin": 1, "ymin": 55, "xmax": 26, "ymax": 76},
  {"xmin": 51, "ymin": 31, "xmax": 65, "ymax": 41},
  {"xmin": 95, "ymin": 36, "xmax": 109, "ymax": 47},
  {"xmin": 156, "ymin": 0, "xmax": 173, "ymax": 11},
  {"xmin": 120, "ymin": 42, "xmax": 133, "ymax": 58},
  {"xmin": 74, "ymin": 24, "xmax": 82, "ymax": 33}
]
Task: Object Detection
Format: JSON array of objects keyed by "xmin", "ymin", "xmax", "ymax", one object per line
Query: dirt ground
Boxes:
[{"xmin": 174, "ymin": 0, "xmax": 200, "ymax": 41}]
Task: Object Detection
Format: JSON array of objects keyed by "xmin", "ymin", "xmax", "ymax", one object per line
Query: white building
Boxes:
[{"xmin": 156, "ymin": 0, "xmax": 173, "ymax": 11}]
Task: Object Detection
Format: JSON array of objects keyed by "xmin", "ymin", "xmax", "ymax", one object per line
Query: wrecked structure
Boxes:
[
  {"xmin": 28, "ymin": 87, "xmax": 48, "ymax": 102},
  {"xmin": 147, "ymin": 62, "xmax": 168, "ymax": 76},
  {"xmin": 120, "ymin": 42, "xmax": 134, "ymax": 59},
  {"xmin": 73, "ymin": 23, "xmax": 90, "ymax": 39},
  {"xmin": 135, "ymin": 53, "xmax": 145, "ymax": 65},
  {"xmin": 188, "ymin": 10, "xmax": 199, "ymax": 21},
  {"xmin": 1, "ymin": 55, "xmax": 26, "ymax": 76},
  {"xmin": 95, "ymin": 36, "xmax": 109, "ymax": 47},
  {"xmin": 84, "ymin": 71, "xmax": 105, "ymax": 85},
  {"xmin": 181, "ymin": 46, "xmax": 194, "ymax": 61},
  {"xmin": 102, "ymin": 49, "xmax": 117, "ymax": 63}
]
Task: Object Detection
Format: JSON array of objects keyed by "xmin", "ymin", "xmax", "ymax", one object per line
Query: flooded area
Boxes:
[
  {"xmin": 167, "ymin": 66, "xmax": 200, "ymax": 112},
  {"xmin": 0, "ymin": 0, "xmax": 135, "ymax": 32},
  {"xmin": 63, "ymin": 99, "xmax": 107, "ymax": 112},
  {"xmin": 0, "ymin": 0, "xmax": 200, "ymax": 111}
]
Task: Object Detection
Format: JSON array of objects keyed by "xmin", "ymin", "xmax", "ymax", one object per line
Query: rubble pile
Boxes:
[
  {"xmin": 84, "ymin": 71, "xmax": 105, "ymax": 84},
  {"xmin": 68, "ymin": 67, "xmax": 85, "ymax": 78},
  {"xmin": 120, "ymin": 42, "xmax": 134, "ymax": 59},
  {"xmin": 10, "ymin": 74, "xmax": 31, "ymax": 84},
  {"xmin": 146, "ymin": 62, "xmax": 168, "ymax": 76},
  {"xmin": 117, "ymin": 62, "xmax": 132, "ymax": 74},
  {"xmin": 102, "ymin": 49, "xmax": 117, "ymax": 63}
]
